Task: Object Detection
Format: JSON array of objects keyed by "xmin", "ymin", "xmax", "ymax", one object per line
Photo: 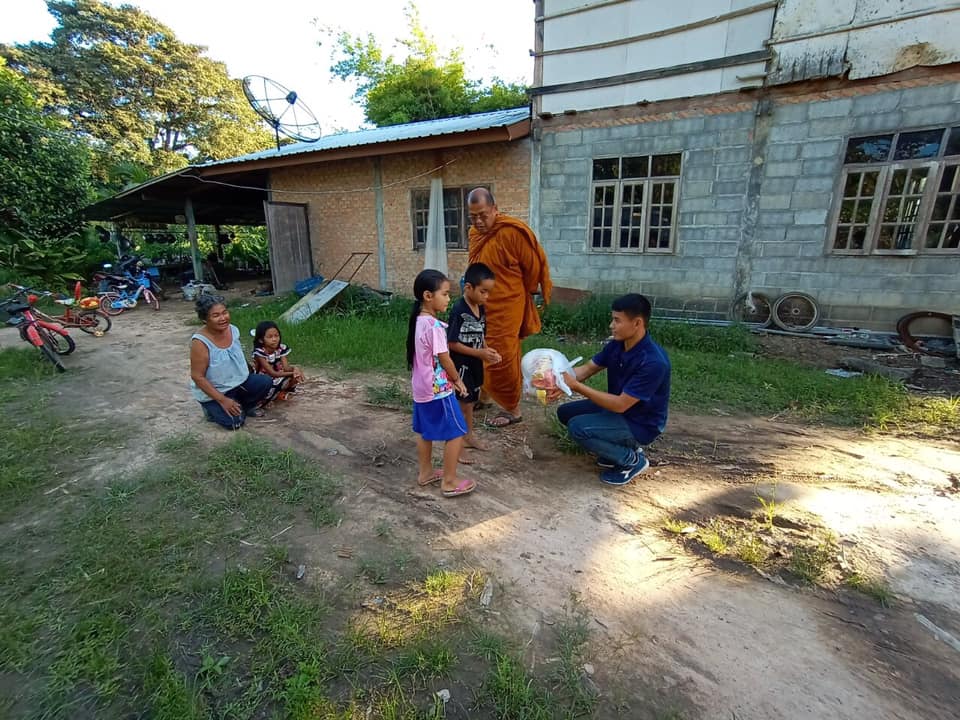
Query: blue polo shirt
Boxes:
[{"xmin": 593, "ymin": 333, "xmax": 671, "ymax": 441}]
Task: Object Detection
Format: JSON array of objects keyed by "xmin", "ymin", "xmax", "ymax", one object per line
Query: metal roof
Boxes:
[{"xmin": 201, "ymin": 106, "xmax": 531, "ymax": 169}]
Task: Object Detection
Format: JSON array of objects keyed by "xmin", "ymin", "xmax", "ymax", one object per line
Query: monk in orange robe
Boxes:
[{"xmin": 467, "ymin": 188, "xmax": 552, "ymax": 427}]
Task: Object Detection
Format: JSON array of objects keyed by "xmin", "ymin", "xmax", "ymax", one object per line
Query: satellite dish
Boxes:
[{"xmin": 242, "ymin": 75, "xmax": 322, "ymax": 151}]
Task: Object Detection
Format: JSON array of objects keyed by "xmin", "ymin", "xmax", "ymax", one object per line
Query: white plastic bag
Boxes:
[{"xmin": 521, "ymin": 348, "xmax": 583, "ymax": 404}]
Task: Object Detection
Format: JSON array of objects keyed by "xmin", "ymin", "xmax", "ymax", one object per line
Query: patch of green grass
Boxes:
[
  {"xmin": 698, "ymin": 519, "xmax": 733, "ymax": 554},
  {"xmin": 551, "ymin": 598, "xmax": 598, "ymax": 718},
  {"xmin": 734, "ymin": 533, "xmax": 769, "ymax": 567},
  {"xmin": 789, "ymin": 537, "xmax": 837, "ymax": 584},
  {"xmin": 546, "ymin": 408, "xmax": 587, "ymax": 455},
  {"xmin": 485, "ymin": 652, "xmax": 554, "ymax": 720},
  {"xmin": 156, "ymin": 432, "xmax": 201, "ymax": 455},
  {"xmin": 755, "ymin": 483, "xmax": 780, "ymax": 530},
  {"xmin": 845, "ymin": 570, "xmax": 893, "ymax": 607},
  {"xmin": 662, "ymin": 518, "xmax": 688, "ymax": 535},
  {"xmin": 0, "ymin": 346, "xmax": 58, "ymax": 382},
  {"xmin": 366, "ymin": 380, "xmax": 413, "ymax": 410}
]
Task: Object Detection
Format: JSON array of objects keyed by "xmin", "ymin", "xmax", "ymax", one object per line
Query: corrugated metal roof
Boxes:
[{"xmin": 201, "ymin": 106, "xmax": 530, "ymax": 168}]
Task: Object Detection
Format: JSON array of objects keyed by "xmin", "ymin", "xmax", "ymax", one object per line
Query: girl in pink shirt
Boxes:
[{"xmin": 406, "ymin": 269, "xmax": 476, "ymax": 498}]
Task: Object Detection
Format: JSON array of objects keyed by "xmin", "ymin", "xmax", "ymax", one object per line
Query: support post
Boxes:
[
  {"xmin": 373, "ymin": 157, "xmax": 387, "ymax": 290},
  {"xmin": 185, "ymin": 197, "xmax": 203, "ymax": 283}
]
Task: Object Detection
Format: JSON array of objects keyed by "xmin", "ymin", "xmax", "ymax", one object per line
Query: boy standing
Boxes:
[
  {"xmin": 448, "ymin": 263, "xmax": 501, "ymax": 458},
  {"xmin": 556, "ymin": 294, "xmax": 671, "ymax": 486}
]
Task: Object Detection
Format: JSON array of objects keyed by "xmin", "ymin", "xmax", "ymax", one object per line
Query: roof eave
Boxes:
[{"xmin": 200, "ymin": 120, "xmax": 531, "ymax": 177}]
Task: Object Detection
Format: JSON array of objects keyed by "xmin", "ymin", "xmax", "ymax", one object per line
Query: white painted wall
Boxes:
[
  {"xmin": 539, "ymin": 0, "xmax": 776, "ymax": 114},
  {"xmin": 769, "ymin": 0, "xmax": 960, "ymax": 83},
  {"xmin": 537, "ymin": 0, "xmax": 960, "ymax": 113}
]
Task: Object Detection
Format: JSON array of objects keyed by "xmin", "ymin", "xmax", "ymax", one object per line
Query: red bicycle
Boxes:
[
  {"xmin": 0, "ymin": 293, "xmax": 76, "ymax": 372},
  {"xmin": 7, "ymin": 283, "xmax": 112, "ymax": 336}
]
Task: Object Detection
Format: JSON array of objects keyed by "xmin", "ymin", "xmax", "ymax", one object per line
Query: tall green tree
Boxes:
[
  {"xmin": 1, "ymin": 0, "xmax": 273, "ymax": 177},
  {"xmin": 0, "ymin": 58, "xmax": 97, "ymax": 280},
  {"xmin": 324, "ymin": 3, "xmax": 528, "ymax": 126}
]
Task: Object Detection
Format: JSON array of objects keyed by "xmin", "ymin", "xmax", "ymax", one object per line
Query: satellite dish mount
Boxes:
[{"xmin": 243, "ymin": 75, "xmax": 322, "ymax": 152}]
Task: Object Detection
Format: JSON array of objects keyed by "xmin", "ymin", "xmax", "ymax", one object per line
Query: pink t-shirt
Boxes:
[{"xmin": 411, "ymin": 314, "xmax": 453, "ymax": 403}]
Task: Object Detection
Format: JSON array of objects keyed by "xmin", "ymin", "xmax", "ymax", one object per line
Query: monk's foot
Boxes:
[{"xmin": 487, "ymin": 411, "xmax": 522, "ymax": 428}]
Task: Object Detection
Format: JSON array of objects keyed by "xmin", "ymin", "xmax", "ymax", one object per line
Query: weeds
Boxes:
[
  {"xmin": 755, "ymin": 482, "xmax": 780, "ymax": 530},
  {"xmin": 367, "ymin": 380, "xmax": 413, "ymax": 411},
  {"xmin": 845, "ymin": 570, "xmax": 893, "ymax": 607},
  {"xmin": 662, "ymin": 518, "xmax": 688, "ymax": 535},
  {"xmin": 789, "ymin": 537, "xmax": 837, "ymax": 584}
]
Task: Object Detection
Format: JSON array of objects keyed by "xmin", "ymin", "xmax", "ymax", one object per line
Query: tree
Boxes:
[
  {"xmin": 0, "ymin": 59, "xmax": 93, "ymax": 267},
  {"xmin": 1, "ymin": 0, "xmax": 273, "ymax": 177},
  {"xmin": 324, "ymin": 3, "xmax": 528, "ymax": 126}
]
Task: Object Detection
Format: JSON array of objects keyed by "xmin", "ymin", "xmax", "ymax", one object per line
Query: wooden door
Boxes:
[{"xmin": 264, "ymin": 201, "xmax": 313, "ymax": 293}]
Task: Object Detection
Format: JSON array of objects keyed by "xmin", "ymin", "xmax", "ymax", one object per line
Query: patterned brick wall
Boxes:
[{"xmin": 269, "ymin": 139, "xmax": 530, "ymax": 296}]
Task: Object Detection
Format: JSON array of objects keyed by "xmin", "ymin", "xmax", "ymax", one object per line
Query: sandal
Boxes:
[
  {"xmin": 247, "ymin": 407, "xmax": 266, "ymax": 418},
  {"xmin": 442, "ymin": 478, "xmax": 476, "ymax": 497},
  {"xmin": 418, "ymin": 469, "xmax": 443, "ymax": 487},
  {"xmin": 486, "ymin": 411, "xmax": 522, "ymax": 428}
]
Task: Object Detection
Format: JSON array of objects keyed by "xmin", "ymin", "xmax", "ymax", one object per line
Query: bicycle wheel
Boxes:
[
  {"xmin": 100, "ymin": 293, "xmax": 124, "ymax": 316},
  {"xmin": 38, "ymin": 334, "xmax": 66, "ymax": 372},
  {"xmin": 39, "ymin": 326, "xmax": 76, "ymax": 355},
  {"xmin": 77, "ymin": 309, "xmax": 112, "ymax": 335},
  {"xmin": 143, "ymin": 288, "xmax": 160, "ymax": 311},
  {"xmin": 896, "ymin": 311, "xmax": 953, "ymax": 356},
  {"xmin": 772, "ymin": 292, "xmax": 821, "ymax": 333},
  {"xmin": 729, "ymin": 291, "xmax": 773, "ymax": 327}
]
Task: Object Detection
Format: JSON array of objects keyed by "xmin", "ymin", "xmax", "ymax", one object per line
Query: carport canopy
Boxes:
[{"xmin": 84, "ymin": 169, "xmax": 269, "ymax": 226}]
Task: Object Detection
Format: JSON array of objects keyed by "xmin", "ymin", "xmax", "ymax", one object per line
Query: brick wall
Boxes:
[
  {"xmin": 539, "ymin": 71, "xmax": 960, "ymax": 328},
  {"xmin": 269, "ymin": 139, "xmax": 530, "ymax": 296}
]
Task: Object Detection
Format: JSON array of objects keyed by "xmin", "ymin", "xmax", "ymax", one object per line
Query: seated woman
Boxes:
[{"xmin": 189, "ymin": 294, "xmax": 272, "ymax": 429}]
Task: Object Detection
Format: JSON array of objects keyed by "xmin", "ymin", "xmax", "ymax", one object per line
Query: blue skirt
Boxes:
[{"xmin": 412, "ymin": 393, "xmax": 468, "ymax": 441}]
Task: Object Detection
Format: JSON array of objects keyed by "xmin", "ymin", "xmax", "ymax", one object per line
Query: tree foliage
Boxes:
[
  {"xmin": 324, "ymin": 3, "xmax": 528, "ymax": 126},
  {"xmin": 0, "ymin": 58, "xmax": 98, "ymax": 281},
  {"xmin": 1, "ymin": 0, "xmax": 273, "ymax": 177}
]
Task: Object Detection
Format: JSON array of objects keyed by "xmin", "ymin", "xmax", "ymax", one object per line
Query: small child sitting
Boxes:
[{"xmin": 251, "ymin": 320, "xmax": 305, "ymax": 403}]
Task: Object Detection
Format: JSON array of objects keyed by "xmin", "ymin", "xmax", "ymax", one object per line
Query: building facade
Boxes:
[{"xmin": 531, "ymin": 0, "xmax": 960, "ymax": 327}]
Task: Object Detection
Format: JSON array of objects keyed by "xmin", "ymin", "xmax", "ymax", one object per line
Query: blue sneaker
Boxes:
[
  {"xmin": 595, "ymin": 458, "xmax": 616, "ymax": 469},
  {"xmin": 600, "ymin": 452, "xmax": 650, "ymax": 486}
]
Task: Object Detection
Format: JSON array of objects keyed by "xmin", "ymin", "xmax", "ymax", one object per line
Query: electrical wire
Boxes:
[{"xmin": 179, "ymin": 156, "xmax": 460, "ymax": 196}]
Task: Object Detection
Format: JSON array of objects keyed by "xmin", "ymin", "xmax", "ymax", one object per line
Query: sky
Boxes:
[{"xmin": 1, "ymin": 0, "xmax": 536, "ymax": 132}]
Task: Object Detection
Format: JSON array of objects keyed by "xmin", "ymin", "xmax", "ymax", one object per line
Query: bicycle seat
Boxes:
[
  {"xmin": 116, "ymin": 284, "xmax": 129, "ymax": 291},
  {"xmin": 3, "ymin": 303, "xmax": 30, "ymax": 314}
]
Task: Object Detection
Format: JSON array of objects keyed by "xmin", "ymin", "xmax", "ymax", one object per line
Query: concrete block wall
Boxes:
[
  {"xmin": 269, "ymin": 139, "xmax": 530, "ymax": 295},
  {"xmin": 540, "ymin": 107, "xmax": 755, "ymax": 319},
  {"xmin": 753, "ymin": 84, "xmax": 960, "ymax": 328},
  {"xmin": 539, "ymin": 73, "xmax": 960, "ymax": 328}
]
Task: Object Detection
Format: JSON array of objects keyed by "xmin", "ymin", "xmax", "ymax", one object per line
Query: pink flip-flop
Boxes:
[
  {"xmin": 418, "ymin": 470, "xmax": 443, "ymax": 487},
  {"xmin": 442, "ymin": 478, "xmax": 476, "ymax": 497}
]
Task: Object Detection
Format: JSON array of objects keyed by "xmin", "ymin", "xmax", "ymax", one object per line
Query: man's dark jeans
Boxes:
[{"xmin": 557, "ymin": 399, "xmax": 660, "ymax": 468}]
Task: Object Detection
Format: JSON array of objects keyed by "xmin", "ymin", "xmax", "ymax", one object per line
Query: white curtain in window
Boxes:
[{"xmin": 423, "ymin": 176, "xmax": 448, "ymax": 276}]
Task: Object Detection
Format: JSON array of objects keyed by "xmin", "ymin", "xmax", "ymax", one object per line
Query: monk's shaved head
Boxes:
[{"xmin": 467, "ymin": 187, "xmax": 496, "ymax": 207}]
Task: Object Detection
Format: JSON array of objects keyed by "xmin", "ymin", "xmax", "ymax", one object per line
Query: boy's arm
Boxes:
[{"xmin": 449, "ymin": 341, "xmax": 500, "ymax": 363}]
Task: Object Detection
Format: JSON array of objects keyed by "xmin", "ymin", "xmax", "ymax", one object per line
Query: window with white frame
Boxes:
[
  {"xmin": 831, "ymin": 126, "xmax": 960, "ymax": 254},
  {"xmin": 412, "ymin": 185, "xmax": 491, "ymax": 250},
  {"xmin": 589, "ymin": 154, "xmax": 681, "ymax": 253}
]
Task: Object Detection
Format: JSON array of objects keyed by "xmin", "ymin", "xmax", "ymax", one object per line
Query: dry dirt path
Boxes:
[{"xmin": 3, "ymin": 300, "xmax": 959, "ymax": 719}]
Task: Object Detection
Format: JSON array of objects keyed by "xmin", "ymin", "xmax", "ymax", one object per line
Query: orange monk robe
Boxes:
[{"xmin": 468, "ymin": 215, "xmax": 553, "ymax": 411}]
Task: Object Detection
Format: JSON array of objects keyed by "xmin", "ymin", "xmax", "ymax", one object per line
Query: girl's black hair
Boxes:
[
  {"xmin": 253, "ymin": 320, "xmax": 280, "ymax": 350},
  {"xmin": 406, "ymin": 269, "xmax": 449, "ymax": 370}
]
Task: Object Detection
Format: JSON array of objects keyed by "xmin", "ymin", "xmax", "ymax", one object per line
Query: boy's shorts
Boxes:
[{"xmin": 455, "ymin": 361, "xmax": 483, "ymax": 404}]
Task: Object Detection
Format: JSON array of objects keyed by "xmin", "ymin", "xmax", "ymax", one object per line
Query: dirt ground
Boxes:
[{"xmin": 3, "ymin": 296, "xmax": 960, "ymax": 720}]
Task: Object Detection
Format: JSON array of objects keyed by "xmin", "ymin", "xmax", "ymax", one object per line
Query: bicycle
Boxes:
[
  {"xmin": 99, "ymin": 271, "xmax": 160, "ymax": 315},
  {"xmin": 7, "ymin": 283, "xmax": 112, "ymax": 336},
  {"xmin": 0, "ymin": 293, "xmax": 76, "ymax": 372}
]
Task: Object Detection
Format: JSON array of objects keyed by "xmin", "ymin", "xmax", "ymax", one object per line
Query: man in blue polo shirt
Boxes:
[{"xmin": 556, "ymin": 293, "xmax": 670, "ymax": 486}]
